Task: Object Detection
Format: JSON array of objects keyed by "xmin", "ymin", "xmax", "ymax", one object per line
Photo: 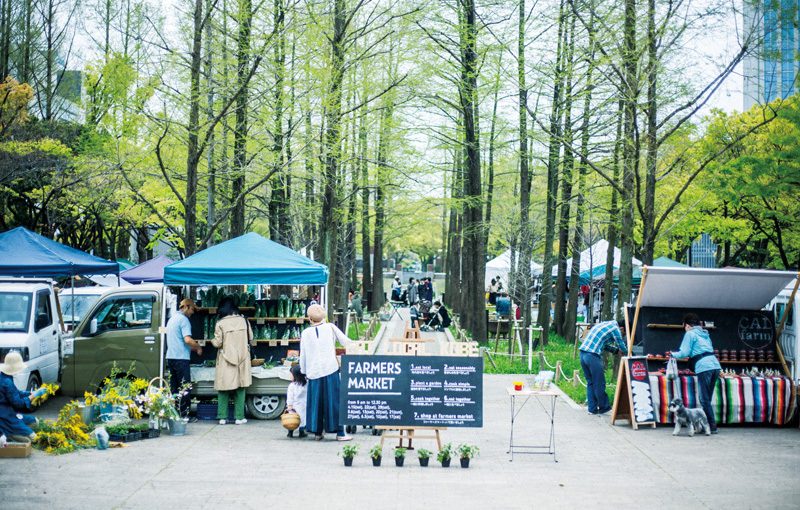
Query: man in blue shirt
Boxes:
[
  {"xmin": 671, "ymin": 313, "xmax": 721, "ymax": 434},
  {"xmin": 166, "ymin": 298, "xmax": 203, "ymax": 418},
  {"xmin": 579, "ymin": 319, "xmax": 627, "ymax": 415}
]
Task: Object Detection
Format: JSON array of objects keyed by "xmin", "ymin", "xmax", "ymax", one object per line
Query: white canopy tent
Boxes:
[
  {"xmin": 638, "ymin": 267, "xmax": 796, "ymax": 310},
  {"xmin": 551, "ymin": 239, "xmax": 642, "ymax": 278},
  {"xmin": 485, "ymin": 249, "xmax": 543, "ymax": 289}
]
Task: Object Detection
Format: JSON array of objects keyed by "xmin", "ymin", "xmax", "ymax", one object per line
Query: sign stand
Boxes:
[{"xmin": 610, "ymin": 357, "xmax": 656, "ymax": 430}]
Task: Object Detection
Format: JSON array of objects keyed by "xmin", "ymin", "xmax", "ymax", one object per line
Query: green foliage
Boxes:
[
  {"xmin": 369, "ymin": 444, "xmax": 383, "ymax": 459},
  {"xmin": 416, "ymin": 448, "xmax": 432, "ymax": 460},
  {"xmin": 340, "ymin": 444, "xmax": 359, "ymax": 458},
  {"xmin": 456, "ymin": 443, "xmax": 479, "ymax": 459},
  {"xmin": 436, "ymin": 443, "xmax": 454, "ymax": 462},
  {"xmin": 394, "ymin": 447, "xmax": 407, "ymax": 458}
]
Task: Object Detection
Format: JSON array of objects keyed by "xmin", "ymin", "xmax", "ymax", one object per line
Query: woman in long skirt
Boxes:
[{"xmin": 299, "ymin": 304, "xmax": 353, "ymax": 441}]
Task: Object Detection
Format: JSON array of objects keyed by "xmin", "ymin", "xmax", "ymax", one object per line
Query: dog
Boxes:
[{"xmin": 668, "ymin": 398, "xmax": 711, "ymax": 437}]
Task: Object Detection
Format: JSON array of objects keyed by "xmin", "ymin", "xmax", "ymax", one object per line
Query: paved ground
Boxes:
[
  {"xmin": 1, "ymin": 373, "xmax": 798, "ymax": 509},
  {"xmin": 2, "ymin": 310, "xmax": 798, "ymax": 508}
]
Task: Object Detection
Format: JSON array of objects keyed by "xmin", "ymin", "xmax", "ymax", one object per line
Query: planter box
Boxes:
[
  {"xmin": 196, "ymin": 402, "xmax": 235, "ymax": 421},
  {"xmin": 0, "ymin": 442, "xmax": 32, "ymax": 458},
  {"xmin": 108, "ymin": 432, "xmax": 141, "ymax": 443},
  {"xmin": 140, "ymin": 429, "xmax": 160, "ymax": 439}
]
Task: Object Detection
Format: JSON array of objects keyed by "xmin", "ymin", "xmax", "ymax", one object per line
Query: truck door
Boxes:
[
  {"xmin": 72, "ymin": 292, "xmax": 160, "ymax": 393},
  {"xmin": 33, "ymin": 289, "xmax": 59, "ymax": 386}
]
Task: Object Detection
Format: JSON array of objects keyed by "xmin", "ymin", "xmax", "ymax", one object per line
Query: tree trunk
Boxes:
[
  {"xmin": 205, "ymin": 0, "xmax": 216, "ymax": 246},
  {"xmin": 230, "ymin": 0, "xmax": 253, "ymax": 239},
  {"xmin": 269, "ymin": 0, "xmax": 286, "ymax": 243},
  {"xmin": 517, "ymin": 0, "xmax": 533, "ymax": 333},
  {"xmin": 458, "ymin": 0, "xmax": 486, "ymax": 341},
  {"xmin": 371, "ymin": 106, "xmax": 392, "ymax": 311},
  {"xmin": 565, "ymin": 5, "xmax": 596, "ymax": 339},
  {"xmin": 184, "ymin": 0, "xmax": 205, "ymax": 254},
  {"xmin": 641, "ymin": 0, "xmax": 657, "ymax": 265},
  {"xmin": 601, "ymin": 100, "xmax": 623, "ymax": 321},
  {"xmin": 359, "ymin": 107, "xmax": 371, "ymax": 298},
  {"xmin": 618, "ymin": 0, "xmax": 639, "ymax": 318},
  {"xmin": 537, "ymin": 0, "xmax": 568, "ymax": 344},
  {"xmin": 555, "ymin": 10, "xmax": 576, "ymax": 337}
]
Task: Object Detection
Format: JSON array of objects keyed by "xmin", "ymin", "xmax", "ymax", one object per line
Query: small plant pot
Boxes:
[
  {"xmin": 440, "ymin": 458, "xmax": 451, "ymax": 468},
  {"xmin": 372, "ymin": 456, "xmax": 382, "ymax": 467},
  {"xmin": 460, "ymin": 458, "xmax": 470, "ymax": 468},
  {"xmin": 343, "ymin": 456, "xmax": 354, "ymax": 467},
  {"xmin": 145, "ymin": 428, "xmax": 161, "ymax": 439},
  {"xmin": 419, "ymin": 457, "xmax": 429, "ymax": 467},
  {"xmin": 395, "ymin": 456, "xmax": 405, "ymax": 467}
]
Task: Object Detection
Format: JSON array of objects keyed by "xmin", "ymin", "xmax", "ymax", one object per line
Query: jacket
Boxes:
[
  {"xmin": 211, "ymin": 315, "xmax": 253, "ymax": 391},
  {"xmin": 0, "ymin": 373, "xmax": 33, "ymax": 436},
  {"xmin": 408, "ymin": 283, "xmax": 419, "ymax": 304},
  {"xmin": 672, "ymin": 326, "xmax": 721, "ymax": 374}
]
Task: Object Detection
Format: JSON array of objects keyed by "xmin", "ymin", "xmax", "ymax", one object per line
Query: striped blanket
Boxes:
[{"xmin": 649, "ymin": 374, "xmax": 795, "ymax": 426}]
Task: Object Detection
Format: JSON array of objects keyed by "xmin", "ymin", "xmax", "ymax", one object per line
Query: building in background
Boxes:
[{"xmin": 743, "ymin": 0, "xmax": 799, "ymax": 110}]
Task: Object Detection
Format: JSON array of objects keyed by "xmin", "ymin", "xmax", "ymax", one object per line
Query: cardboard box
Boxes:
[{"xmin": 0, "ymin": 442, "xmax": 32, "ymax": 458}]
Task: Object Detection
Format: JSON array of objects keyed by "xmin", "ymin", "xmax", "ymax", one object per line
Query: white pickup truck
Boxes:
[
  {"xmin": 773, "ymin": 281, "xmax": 800, "ymax": 383},
  {"xmin": 0, "ymin": 279, "xmax": 62, "ymax": 391}
]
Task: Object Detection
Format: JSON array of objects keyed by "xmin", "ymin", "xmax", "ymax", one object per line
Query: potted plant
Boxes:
[
  {"xmin": 340, "ymin": 444, "xmax": 358, "ymax": 466},
  {"xmin": 394, "ymin": 447, "xmax": 407, "ymax": 467},
  {"xmin": 457, "ymin": 443, "xmax": 479, "ymax": 468},
  {"xmin": 106, "ymin": 423, "xmax": 141, "ymax": 442},
  {"xmin": 136, "ymin": 383, "xmax": 189, "ymax": 434},
  {"xmin": 437, "ymin": 443, "xmax": 454, "ymax": 468},
  {"xmin": 417, "ymin": 448, "xmax": 432, "ymax": 467},
  {"xmin": 369, "ymin": 444, "xmax": 383, "ymax": 467}
]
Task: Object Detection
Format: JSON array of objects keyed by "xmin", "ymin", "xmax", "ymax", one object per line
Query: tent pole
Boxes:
[
  {"xmin": 71, "ymin": 276, "xmax": 75, "ymax": 327},
  {"xmin": 628, "ymin": 266, "xmax": 648, "ymax": 355}
]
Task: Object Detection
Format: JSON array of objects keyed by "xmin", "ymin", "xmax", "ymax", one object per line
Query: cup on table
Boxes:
[{"xmin": 513, "ymin": 381, "xmax": 523, "ymax": 391}]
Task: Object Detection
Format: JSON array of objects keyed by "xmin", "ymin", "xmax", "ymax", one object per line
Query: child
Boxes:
[{"xmin": 286, "ymin": 364, "xmax": 307, "ymax": 438}]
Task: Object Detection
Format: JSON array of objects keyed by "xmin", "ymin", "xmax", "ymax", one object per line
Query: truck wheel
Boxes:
[
  {"xmin": 26, "ymin": 373, "xmax": 41, "ymax": 392},
  {"xmin": 246, "ymin": 395, "xmax": 285, "ymax": 420}
]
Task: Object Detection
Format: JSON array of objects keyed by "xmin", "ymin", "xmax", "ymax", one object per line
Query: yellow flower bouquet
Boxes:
[{"xmin": 31, "ymin": 383, "xmax": 59, "ymax": 406}]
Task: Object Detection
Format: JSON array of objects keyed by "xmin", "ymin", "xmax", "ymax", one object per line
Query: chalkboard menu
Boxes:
[
  {"xmin": 626, "ymin": 357, "xmax": 656, "ymax": 424},
  {"xmin": 339, "ymin": 355, "xmax": 483, "ymax": 428}
]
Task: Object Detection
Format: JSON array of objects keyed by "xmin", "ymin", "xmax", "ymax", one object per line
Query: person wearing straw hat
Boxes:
[
  {"xmin": 0, "ymin": 351, "xmax": 46, "ymax": 442},
  {"xmin": 299, "ymin": 304, "xmax": 354, "ymax": 441}
]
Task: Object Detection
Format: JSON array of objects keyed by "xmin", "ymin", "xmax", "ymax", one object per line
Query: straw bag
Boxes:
[{"xmin": 281, "ymin": 411, "xmax": 301, "ymax": 431}]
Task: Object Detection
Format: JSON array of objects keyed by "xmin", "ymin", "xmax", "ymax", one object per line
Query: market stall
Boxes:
[
  {"xmin": 163, "ymin": 232, "xmax": 328, "ymax": 419},
  {"xmin": 612, "ymin": 266, "xmax": 798, "ymax": 428}
]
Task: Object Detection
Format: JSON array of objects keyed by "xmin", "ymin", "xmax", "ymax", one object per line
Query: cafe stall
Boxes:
[
  {"xmin": 614, "ymin": 266, "xmax": 798, "ymax": 428},
  {"xmin": 163, "ymin": 232, "xmax": 329, "ymax": 419}
]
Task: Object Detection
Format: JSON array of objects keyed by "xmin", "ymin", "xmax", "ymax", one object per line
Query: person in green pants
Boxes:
[{"xmin": 211, "ymin": 297, "xmax": 253, "ymax": 424}]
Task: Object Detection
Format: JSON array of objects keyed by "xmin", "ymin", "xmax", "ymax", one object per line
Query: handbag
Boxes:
[{"xmin": 666, "ymin": 356, "xmax": 678, "ymax": 380}]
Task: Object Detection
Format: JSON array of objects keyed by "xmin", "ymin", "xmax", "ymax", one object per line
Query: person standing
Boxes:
[
  {"xmin": 671, "ymin": 313, "xmax": 721, "ymax": 434},
  {"xmin": 407, "ymin": 277, "xmax": 419, "ymax": 305},
  {"xmin": 488, "ymin": 278, "xmax": 498, "ymax": 305},
  {"xmin": 0, "ymin": 352, "xmax": 47, "ymax": 442},
  {"xmin": 579, "ymin": 319, "xmax": 627, "ymax": 415},
  {"xmin": 285, "ymin": 364, "xmax": 308, "ymax": 438},
  {"xmin": 299, "ymin": 304, "xmax": 353, "ymax": 441},
  {"xmin": 165, "ymin": 298, "xmax": 203, "ymax": 419},
  {"xmin": 211, "ymin": 298, "xmax": 253, "ymax": 425}
]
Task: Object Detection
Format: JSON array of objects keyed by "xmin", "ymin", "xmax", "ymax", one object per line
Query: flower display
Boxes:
[
  {"xmin": 30, "ymin": 383, "xmax": 59, "ymax": 406},
  {"xmin": 33, "ymin": 401, "xmax": 95, "ymax": 454},
  {"xmin": 135, "ymin": 382, "xmax": 191, "ymax": 422}
]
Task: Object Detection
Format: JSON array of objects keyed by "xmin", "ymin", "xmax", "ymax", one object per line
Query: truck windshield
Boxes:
[
  {"xmin": 62, "ymin": 294, "xmax": 102, "ymax": 325},
  {"xmin": 0, "ymin": 292, "xmax": 32, "ymax": 332}
]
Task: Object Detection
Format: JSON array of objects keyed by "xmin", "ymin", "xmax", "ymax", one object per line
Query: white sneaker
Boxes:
[
  {"xmin": 219, "ymin": 419, "xmax": 226, "ymax": 425},
  {"xmin": 235, "ymin": 419, "xmax": 247, "ymax": 425}
]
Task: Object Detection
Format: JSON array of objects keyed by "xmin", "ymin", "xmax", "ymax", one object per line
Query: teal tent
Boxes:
[
  {"xmin": 116, "ymin": 258, "xmax": 136, "ymax": 270},
  {"xmin": 163, "ymin": 233, "xmax": 328, "ymax": 285},
  {"xmin": 653, "ymin": 256, "xmax": 686, "ymax": 268}
]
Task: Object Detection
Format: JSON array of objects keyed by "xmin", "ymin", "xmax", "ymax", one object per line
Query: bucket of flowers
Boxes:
[{"xmin": 136, "ymin": 382, "xmax": 190, "ymax": 435}]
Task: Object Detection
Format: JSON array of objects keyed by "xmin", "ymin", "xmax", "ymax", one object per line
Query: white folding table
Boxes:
[{"xmin": 507, "ymin": 387, "xmax": 558, "ymax": 462}]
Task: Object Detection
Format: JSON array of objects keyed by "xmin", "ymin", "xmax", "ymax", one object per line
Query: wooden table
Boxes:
[
  {"xmin": 507, "ymin": 387, "xmax": 558, "ymax": 462},
  {"xmin": 376, "ymin": 426, "xmax": 446, "ymax": 451}
]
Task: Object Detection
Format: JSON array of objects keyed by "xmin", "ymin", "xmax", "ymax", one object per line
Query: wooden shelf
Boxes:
[
  {"xmin": 254, "ymin": 338, "xmax": 300, "ymax": 344},
  {"xmin": 646, "ymin": 356, "xmax": 688, "ymax": 362},
  {"xmin": 720, "ymin": 360, "xmax": 779, "ymax": 365}
]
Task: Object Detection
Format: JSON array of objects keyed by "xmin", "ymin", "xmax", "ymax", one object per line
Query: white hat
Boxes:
[{"xmin": 0, "ymin": 351, "xmax": 27, "ymax": 376}]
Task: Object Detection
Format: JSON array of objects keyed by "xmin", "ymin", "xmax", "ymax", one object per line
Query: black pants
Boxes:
[{"xmin": 167, "ymin": 358, "xmax": 191, "ymax": 417}]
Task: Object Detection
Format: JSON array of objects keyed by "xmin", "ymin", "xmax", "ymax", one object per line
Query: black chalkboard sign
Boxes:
[
  {"xmin": 611, "ymin": 356, "xmax": 656, "ymax": 429},
  {"xmin": 339, "ymin": 355, "xmax": 483, "ymax": 428}
]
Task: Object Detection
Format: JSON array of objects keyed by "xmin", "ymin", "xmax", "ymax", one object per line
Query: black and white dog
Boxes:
[{"xmin": 668, "ymin": 398, "xmax": 711, "ymax": 437}]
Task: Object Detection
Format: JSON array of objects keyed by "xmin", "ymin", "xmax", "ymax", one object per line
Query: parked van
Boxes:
[
  {"xmin": 772, "ymin": 280, "xmax": 799, "ymax": 382},
  {"xmin": 0, "ymin": 279, "xmax": 62, "ymax": 391},
  {"xmin": 61, "ymin": 284, "xmax": 288, "ymax": 419}
]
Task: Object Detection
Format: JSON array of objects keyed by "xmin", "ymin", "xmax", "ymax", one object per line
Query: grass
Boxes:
[{"xmin": 478, "ymin": 334, "xmax": 615, "ymax": 405}]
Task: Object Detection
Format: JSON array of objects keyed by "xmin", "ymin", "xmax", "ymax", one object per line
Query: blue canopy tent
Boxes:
[
  {"xmin": 121, "ymin": 254, "xmax": 175, "ymax": 284},
  {"xmin": 164, "ymin": 233, "xmax": 328, "ymax": 286},
  {"xmin": 0, "ymin": 227, "xmax": 119, "ymax": 277}
]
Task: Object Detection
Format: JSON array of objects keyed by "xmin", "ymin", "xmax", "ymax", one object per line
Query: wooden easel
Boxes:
[
  {"xmin": 376, "ymin": 426, "xmax": 446, "ymax": 451},
  {"xmin": 610, "ymin": 357, "xmax": 656, "ymax": 430},
  {"xmin": 404, "ymin": 321, "xmax": 422, "ymax": 339}
]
